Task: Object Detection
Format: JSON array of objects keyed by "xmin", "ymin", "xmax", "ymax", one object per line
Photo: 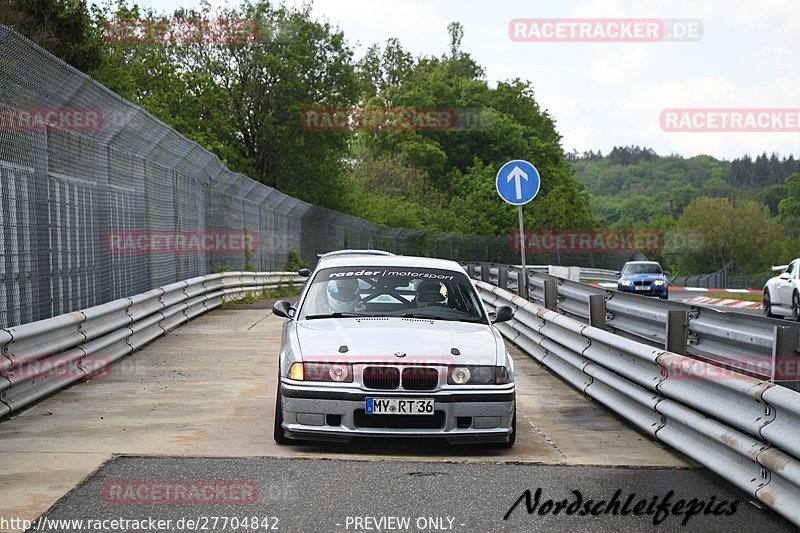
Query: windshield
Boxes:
[
  {"xmin": 298, "ymin": 266, "xmax": 487, "ymax": 323},
  {"xmin": 622, "ymin": 263, "xmax": 664, "ymax": 275}
]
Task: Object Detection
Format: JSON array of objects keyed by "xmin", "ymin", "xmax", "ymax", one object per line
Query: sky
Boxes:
[{"xmin": 93, "ymin": 0, "xmax": 800, "ymax": 161}]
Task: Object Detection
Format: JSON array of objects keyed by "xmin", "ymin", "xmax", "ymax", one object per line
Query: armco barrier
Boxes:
[
  {"xmin": 468, "ymin": 263, "xmax": 796, "ymax": 388},
  {"xmin": 477, "ymin": 281, "xmax": 800, "ymax": 527},
  {"xmin": 0, "ymin": 271, "xmax": 301, "ymax": 417}
]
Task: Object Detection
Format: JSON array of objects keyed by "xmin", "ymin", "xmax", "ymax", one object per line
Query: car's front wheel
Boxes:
[
  {"xmin": 273, "ymin": 382, "xmax": 293, "ymax": 445},
  {"xmin": 764, "ymin": 290, "xmax": 777, "ymax": 318},
  {"xmin": 792, "ymin": 292, "xmax": 800, "ymax": 322}
]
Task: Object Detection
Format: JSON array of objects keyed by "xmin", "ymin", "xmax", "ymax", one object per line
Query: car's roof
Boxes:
[
  {"xmin": 318, "ymin": 249, "xmax": 395, "ymax": 258},
  {"xmin": 315, "ymin": 254, "xmax": 465, "ymax": 273},
  {"xmin": 624, "ymin": 261, "xmax": 662, "ymax": 265}
]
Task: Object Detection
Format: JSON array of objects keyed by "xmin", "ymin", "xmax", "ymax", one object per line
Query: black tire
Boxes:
[
  {"xmin": 764, "ymin": 290, "xmax": 777, "ymax": 318},
  {"xmin": 792, "ymin": 292, "xmax": 800, "ymax": 322},
  {"xmin": 659, "ymin": 292, "xmax": 668, "ymax": 300},
  {"xmin": 273, "ymin": 382, "xmax": 293, "ymax": 445}
]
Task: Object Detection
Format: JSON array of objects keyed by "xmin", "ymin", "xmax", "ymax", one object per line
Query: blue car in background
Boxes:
[{"xmin": 616, "ymin": 261, "xmax": 670, "ymax": 299}]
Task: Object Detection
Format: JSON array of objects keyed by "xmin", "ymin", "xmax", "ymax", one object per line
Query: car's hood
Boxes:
[
  {"xmin": 295, "ymin": 317, "xmax": 498, "ymax": 366},
  {"xmin": 620, "ymin": 273, "xmax": 666, "ymax": 282}
]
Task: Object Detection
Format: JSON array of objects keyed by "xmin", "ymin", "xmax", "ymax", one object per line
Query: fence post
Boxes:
[
  {"xmin": 543, "ymin": 279, "xmax": 557, "ymax": 311},
  {"xmin": 498, "ymin": 266, "xmax": 509, "ymax": 290},
  {"xmin": 480, "ymin": 263, "xmax": 490, "ymax": 283},
  {"xmin": 666, "ymin": 310, "xmax": 688, "ymax": 355},
  {"xmin": 588, "ymin": 294, "xmax": 606, "ymax": 330},
  {"xmin": 773, "ymin": 325, "xmax": 800, "ymax": 392}
]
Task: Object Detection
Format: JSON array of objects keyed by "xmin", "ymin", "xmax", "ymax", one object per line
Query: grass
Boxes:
[
  {"xmin": 705, "ymin": 292, "xmax": 763, "ymax": 302},
  {"xmin": 224, "ymin": 283, "xmax": 301, "ymax": 306}
]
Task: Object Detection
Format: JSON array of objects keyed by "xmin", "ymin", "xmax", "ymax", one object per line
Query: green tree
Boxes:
[
  {"xmin": 0, "ymin": 0, "xmax": 103, "ymax": 72},
  {"xmin": 673, "ymin": 197, "xmax": 779, "ymax": 273}
]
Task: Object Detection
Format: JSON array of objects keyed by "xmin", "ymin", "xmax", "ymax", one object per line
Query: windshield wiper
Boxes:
[
  {"xmin": 400, "ymin": 313, "xmax": 458, "ymax": 322},
  {"xmin": 304, "ymin": 312, "xmax": 364, "ymax": 320}
]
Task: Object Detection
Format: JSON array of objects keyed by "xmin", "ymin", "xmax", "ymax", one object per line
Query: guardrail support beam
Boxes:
[
  {"xmin": 666, "ymin": 310, "xmax": 688, "ymax": 355},
  {"xmin": 480, "ymin": 263, "xmax": 490, "ymax": 283},
  {"xmin": 773, "ymin": 325, "xmax": 800, "ymax": 392},
  {"xmin": 543, "ymin": 279, "xmax": 557, "ymax": 311},
  {"xmin": 588, "ymin": 294, "xmax": 606, "ymax": 330},
  {"xmin": 498, "ymin": 266, "xmax": 509, "ymax": 290}
]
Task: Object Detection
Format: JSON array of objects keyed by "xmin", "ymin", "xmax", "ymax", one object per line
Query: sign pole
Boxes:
[
  {"xmin": 518, "ymin": 205, "xmax": 527, "ymax": 298},
  {"xmin": 495, "ymin": 158, "xmax": 540, "ymax": 300}
]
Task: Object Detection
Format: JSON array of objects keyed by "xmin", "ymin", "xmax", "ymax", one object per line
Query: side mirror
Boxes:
[
  {"xmin": 615, "ymin": 271, "xmax": 621, "ymax": 276},
  {"xmin": 298, "ymin": 268, "xmax": 311, "ymax": 277},
  {"xmin": 780, "ymin": 272, "xmax": 791, "ymax": 280},
  {"xmin": 664, "ymin": 271, "xmax": 670, "ymax": 276},
  {"xmin": 492, "ymin": 305, "xmax": 515, "ymax": 324},
  {"xmin": 272, "ymin": 300, "xmax": 295, "ymax": 318}
]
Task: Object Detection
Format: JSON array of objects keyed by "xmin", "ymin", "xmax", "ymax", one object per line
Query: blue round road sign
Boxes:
[{"xmin": 496, "ymin": 159, "xmax": 540, "ymax": 206}]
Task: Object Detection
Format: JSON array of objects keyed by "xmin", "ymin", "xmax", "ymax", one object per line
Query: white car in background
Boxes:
[
  {"xmin": 271, "ymin": 252, "xmax": 517, "ymax": 446},
  {"xmin": 763, "ymin": 259, "xmax": 800, "ymax": 320}
]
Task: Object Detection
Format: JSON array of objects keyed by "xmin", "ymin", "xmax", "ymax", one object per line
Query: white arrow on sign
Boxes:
[{"xmin": 507, "ymin": 166, "xmax": 528, "ymax": 200}]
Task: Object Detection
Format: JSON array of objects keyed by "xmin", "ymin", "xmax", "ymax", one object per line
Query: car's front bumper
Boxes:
[
  {"xmin": 278, "ymin": 381, "xmax": 515, "ymax": 444},
  {"xmin": 618, "ymin": 284, "xmax": 668, "ymax": 296}
]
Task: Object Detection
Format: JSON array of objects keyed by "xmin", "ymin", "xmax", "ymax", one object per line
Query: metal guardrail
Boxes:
[
  {"xmin": 466, "ymin": 263, "xmax": 799, "ymax": 390},
  {"xmin": 0, "ymin": 272, "xmax": 302, "ymax": 417},
  {"xmin": 477, "ymin": 281, "xmax": 800, "ymax": 527}
]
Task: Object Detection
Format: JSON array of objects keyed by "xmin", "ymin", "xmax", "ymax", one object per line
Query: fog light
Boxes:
[
  {"xmin": 329, "ymin": 364, "xmax": 349, "ymax": 382},
  {"xmin": 450, "ymin": 367, "xmax": 471, "ymax": 385}
]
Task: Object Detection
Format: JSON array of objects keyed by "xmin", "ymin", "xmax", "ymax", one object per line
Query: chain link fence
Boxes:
[{"xmin": 0, "ymin": 26, "xmax": 526, "ymax": 328}]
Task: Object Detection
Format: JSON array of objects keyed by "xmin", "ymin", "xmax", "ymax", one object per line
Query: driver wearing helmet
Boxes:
[
  {"xmin": 415, "ymin": 280, "xmax": 446, "ymax": 307},
  {"xmin": 326, "ymin": 279, "xmax": 366, "ymax": 313}
]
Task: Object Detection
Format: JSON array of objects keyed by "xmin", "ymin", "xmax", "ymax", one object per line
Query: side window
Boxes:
[{"xmin": 793, "ymin": 261, "xmax": 800, "ymax": 279}]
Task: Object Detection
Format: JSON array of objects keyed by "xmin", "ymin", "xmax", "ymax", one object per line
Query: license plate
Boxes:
[
  {"xmin": 365, "ymin": 398, "xmax": 434, "ymax": 415},
  {"xmin": 635, "ymin": 286, "xmax": 650, "ymax": 291}
]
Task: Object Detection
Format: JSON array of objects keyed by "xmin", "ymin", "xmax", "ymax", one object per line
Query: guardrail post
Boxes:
[
  {"xmin": 498, "ymin": 266, "xmax": 509, "ymax": 290},
  {"xmin": 480, "ymin": 263, "xmax": 490, "ymax": 283},
  {"xmin": 588, "ymin": 294, "xmax": 606, "ymax": 330},
  {"xmin": 773, "ymin": 324, "xmax": 800, "ymax": 392},
  {"xmin": 666, "ymin": 310, "xmax": 688, "ymax": 355},
  {"xmin": 466, "ymin": 264, "xmax": 477, "ymax": 280},
  {"xmin": 543, "ymin": 279, "xmax": 557, "ymax": 311}
]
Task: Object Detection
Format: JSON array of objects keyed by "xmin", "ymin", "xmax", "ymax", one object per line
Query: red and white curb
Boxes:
[
  {"xmin": 683, "ymin": 296, "xmax": 762, "ymax": 309},
  {"xmin": 593, "ymin": 282, "xmax": 761, "ymax": 295}
]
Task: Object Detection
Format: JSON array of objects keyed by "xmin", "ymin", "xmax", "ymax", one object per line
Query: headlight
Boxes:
[
  {"xmin": 620, "ymin": 280, "xmax": 632, "ymax": 286},
  {"xmin": 289, "ymin": 362, "xmax": 353, "ymax": 383},
  {"xmin": 653, "ymin": 280, "xmax": 665, "ymax": 286},
  {"xmin": 448, "ymin": 366, "xmax": 511, "ymax": 385}
]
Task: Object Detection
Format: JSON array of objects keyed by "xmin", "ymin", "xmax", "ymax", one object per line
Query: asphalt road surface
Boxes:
[{"xmin": 28, "ymin": 456, "xmax": 793, "ymax": 533}]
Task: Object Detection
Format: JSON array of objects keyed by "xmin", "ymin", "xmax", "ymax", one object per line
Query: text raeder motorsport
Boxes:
[{"xmin": 328, "ymin": 270, "xmax": 454, "ymax": 281}]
